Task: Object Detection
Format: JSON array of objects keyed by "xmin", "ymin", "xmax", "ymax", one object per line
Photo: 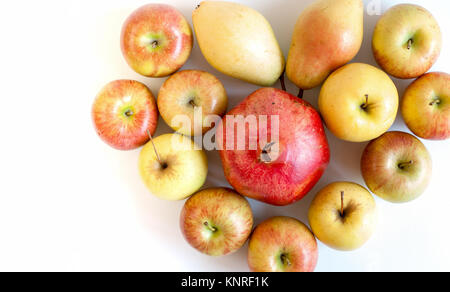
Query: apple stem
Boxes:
[
  {"xmin": 147, "ymin": 130, "xmax": 164, "ymax": 167},
  {"xmin": 204, "ymin": 222, "xmax": 217, "ymax": 233},
  {"xmin": 279, "ymin": 72, "xmax": 286, "ymax": 92},
  {"xmin": 298, "ymin": 88, "xmax": 304, "ymax": 99},
  {"xmin": 280, "ymin": 254, "xmax": 291, "ymax": 267},
  {"xmin": 124, "ymin": 109, "xmax": 134, "ymax": 117},
  {"xmin": 361, "ymin": 94, "xmax": 369, "ymax": 110},
  {"xmin": 340, "ymin": 191, "xmax": 345, "ymax": 218},
  {"xmin": 429, "ymin": 99, "xmax": 441, "ymax": 106},
  {"xmin": 151, "ymin": 40, "xmax": 159, "ymax": 49},
  {"xmin": 398, "ymin": 160, "xmax": 413, "ymax": 170},
  {"xmin": 407, "ymin": 39, "xmax": 413, "ymax": 50}
]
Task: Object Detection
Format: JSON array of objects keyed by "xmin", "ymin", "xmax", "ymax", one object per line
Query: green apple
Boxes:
[
  {"xmin": 139, "ymin": 134, "xmax": 208, "ymax": 201},
  {"xmin": 308, "ymin": 182, "xmax": 377, "ymax": 251},
  {"xmin": 319, "ymin": 63, "xmax": 399, "ymax": 142},
  {"xmin": 402, "ymin": 72, "xmax": 450, "ymax": 140},
  {"xmin": 361, "ymin": 131, "xmax": 432, "ymax": 203},
  {"xmin": 157, "ymin": 70, "xmax": 228, "ymax": 136},
  {"xmin": 180, "ymin": 188, "xmax": 253, "ymax": 257},
  {"xmin": 373, "ymin": 4, "xmax": 442, "ymax": 79},
  {"xmin": 248, "ymin": 217, "xmax": 318, "ymax": 272}
]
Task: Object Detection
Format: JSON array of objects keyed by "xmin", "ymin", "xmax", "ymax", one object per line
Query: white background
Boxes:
[{"xmin": 0, "ymin": 0, "xmax": 448, "ymax": 272}]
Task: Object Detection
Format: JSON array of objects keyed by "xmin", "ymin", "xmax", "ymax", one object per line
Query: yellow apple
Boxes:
[
  {"xmin": 139, "ymin": 134, "xmax": 208, "ymax": 201},
  {"xmin": 192, "ymin": 1, "xmax": 285, "ymax": 86},
  {"xmin": 308, "ymin": 182, "xmax": 377, "ymax": 251},
  {"xmin": 319, "ymin": 63, "xmax": 399, "ymax": 142},
  {"xmin": 373, "ymin": 4, "xmax": 442, "ymax": 79}
]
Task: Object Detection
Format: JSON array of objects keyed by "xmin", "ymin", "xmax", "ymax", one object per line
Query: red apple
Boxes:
[
  {"xmin": 361, "ymin": 131, "xmax": 432, "ymax": 203},
  {"xmin": 248, "ymin": 216, "xmax": 318, "ymax": 272},
  {"xmin": 402, "ymin": 72, "xmax": 450, "ymax": 140},
  {"xmin": 180, "ymin": 188, "xmax": 253, "ymax": 257},
  {"xmin": 92, "ymin": 80, "xmax": 158, "ymax": 150},
  {"xmin": 217, "ymin": 88, "xmax": 330, "ymax": 206},
  {"xmin": 121, "ymin": 4, "xmax": 193, "ymax": 77}
]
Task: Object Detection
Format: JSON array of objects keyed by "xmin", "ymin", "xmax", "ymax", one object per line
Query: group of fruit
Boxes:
[{"xmin": 92, "ymin": 0, "xmax": 449, "ymax": 272}]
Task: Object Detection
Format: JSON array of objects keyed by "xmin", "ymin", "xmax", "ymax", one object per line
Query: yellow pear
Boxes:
[
  {"xmin": 287, "ymin": 0, "xmax": 363, "ymax": 91},
  {"xmin": 193, "ymin": 1, "xmax": 285, "ymax": 86}
]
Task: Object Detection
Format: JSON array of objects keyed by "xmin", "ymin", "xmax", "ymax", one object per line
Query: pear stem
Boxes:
[
  {"xmin": 204, "ymin": 222, "xmax": 217, "ymax": 233},
  {"xmin": 147, "ymin": 130, "xmax": 163, "ymax": 167},
  {"xmin": 298, "ymin": 88, "xmax": 304, "ymax": 99},
  {"xmin": 280, "ymin": 72, "xmax": 286, "ymax": 92},
  {"xmin": 340, "ymin": 191, "xmax": 345, "ymax": 218}
]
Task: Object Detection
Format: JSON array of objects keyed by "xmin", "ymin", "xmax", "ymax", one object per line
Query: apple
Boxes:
[
  {"xmin": 139, "ymin": 133, "xmax": 208, "ymax": 201},
  {"xmin": 121, "ymin": 4, "xmax": 193, "ymax": 77},
  {"xmin": 361, "ymin": 131, "xmax": 432, "ymax": 203},
  {"xmin": 308, "ymin": 182, "xmax": 377, "ymax": 251},
  {"xmin": 92, "ymin": 80, "xmax": 158, "ymax": 151},
  {"xmin": 319, "ymin": 63, "xmax": 399, "ymax": 142},
  {"xmin": 402, "ymin": 72, "xmax": 450, "ymax": 140},
  {"xmin": 180, "ymin": 188, "xmax": 253, "ymax": 257},
  {"xmin": 217, "ymin": 88, "xmax": 330, "ymax": 206},
  {"xmin": 248, "ymin": 216, "xmax": 318, "ymax": 272},
  {"xmin": 157, "ymin": 70, "xmax": 228, "ymax": 136},
  {"xmin": 373, "ymin": 4, "xmax": 442, "ymax": 79}
]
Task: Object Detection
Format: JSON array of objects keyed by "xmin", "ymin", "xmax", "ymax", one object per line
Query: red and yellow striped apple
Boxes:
[
  {"xmin": 361, "ymin": 131, "xmax": 432, "ymax": 203},
  {"xmin": 402, "ymin": 72, "xmax": 450, "ymax": 140},
  {"xmin": 158, "ymin": 70, "xmax": 228, "ymax": 136},
  {"xmin": 121, "ymin": 4, "xmax": 193, "ymax": 77},
  {"xmin": 217, "ymin": 88, "xmax": 330, "ymax": 206},
  {"xmin": 92, "ymin": 80, "xmax": 158, "ymax": 150},
  {"xmin": 180, "ymin": 188, "xmax": 253, "ymax": 257},
  {"xmin": 248, "ymin": 217, "xmax": 318, "ymax": 272}
]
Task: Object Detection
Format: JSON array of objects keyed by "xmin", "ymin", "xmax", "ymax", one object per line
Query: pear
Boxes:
[
  {"xmin": 193, "ymin": 1, "xmax": 285, "ymax": 87},
  {"xmin": 286, "ymin": 0, "xmax": 363, "ymax": 91}
]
